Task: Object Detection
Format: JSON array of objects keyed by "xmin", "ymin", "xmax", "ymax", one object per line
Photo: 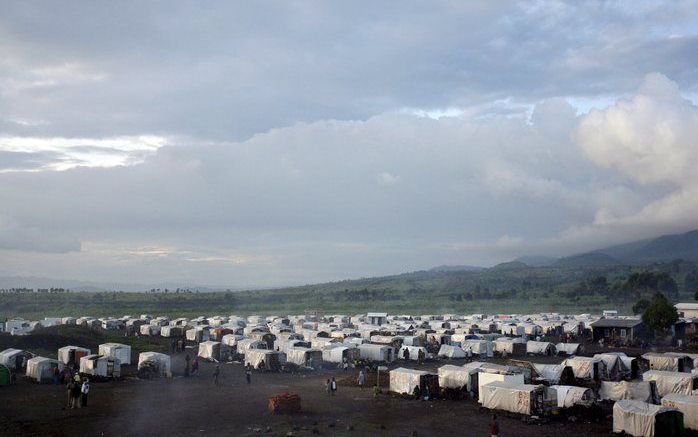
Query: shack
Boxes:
[
  {"xmin": 590, "ymin": 318, "xmax": 645, "ymax": 345},
  {"xmin": 25, "ymin": 356, "xmax": 63, "ymax": 383},
  {"xmin": 98, "ymin": 343, "xmax": 132, "ymax": 365},
  {"xmin": 57, "ymin": 346, "xmax": 91, "ymax": 367},
  {"xmin": 79, "ymin": 354, "xmax": 121, "ymax": 379}
]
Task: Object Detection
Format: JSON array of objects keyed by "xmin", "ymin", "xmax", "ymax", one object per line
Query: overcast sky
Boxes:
[{"xmin": 1, "ymin": 1, "xmax": 698, "ymax": 288}]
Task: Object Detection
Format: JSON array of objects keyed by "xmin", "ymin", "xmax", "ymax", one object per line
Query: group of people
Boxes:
[
  {"xmin": 184, "ymin": 354, "xmax": 200, "ymax": 377},
  {"xmin": 65, "ymin": 373, "xmax": 90, "ymax": 409},
  {"xmin": 402, "ymin": 347, "xmax": 427, "ymax": 364},
  {"xmin": 324, "ymin": 376, "xmax": 338, "ymax": 395}
]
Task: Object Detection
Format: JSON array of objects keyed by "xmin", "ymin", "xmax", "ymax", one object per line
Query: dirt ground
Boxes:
[{"xmin": 1, "ymin": 350, "xmax": 617, "ymax": 437}]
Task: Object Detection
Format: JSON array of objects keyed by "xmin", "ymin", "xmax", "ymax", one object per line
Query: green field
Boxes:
[{"xmin": 2, "ymin": 259, "xmax": 696, "ymax": 319}]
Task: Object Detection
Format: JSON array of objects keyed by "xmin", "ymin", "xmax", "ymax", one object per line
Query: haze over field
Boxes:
[{"xmin": 1, "ymin": 2, "xmax": 698, "ymax": 288}]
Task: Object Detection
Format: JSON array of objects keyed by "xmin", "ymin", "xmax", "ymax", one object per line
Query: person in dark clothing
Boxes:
[
  {"xmin": 403, "ymin": 348, "xmax": 410, "ymax": 361},
  {"xmin": 212, "ymin": 364, "xmax": 220, "ymax": 385},
  {"xmin": 245, "ymin": 364, "xmax": 252, "ymax": 384},
  {"xmin": 71, "ymin": 380, "xmax": 82, "ymax": 409},
  {"xmin": 66, "ymin": 380, "xmax": 75, "ymax": 409},
  {"xmin": 490, "ymin": 414, "xmax": 499, "ymax": 437},
  {"xmin": 184, "ymin": 354, "xmax": 191, "ymax": 377},
  {"xmin": 191, "ymin": 357, "xmax": 199, "ymax": 376}
]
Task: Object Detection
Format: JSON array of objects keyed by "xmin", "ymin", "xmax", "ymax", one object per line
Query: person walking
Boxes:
[
  {"xmin": 357, "ymin": 370, "xmax": 365, "ymax": 389},
  {"xmin": 66, "ymin": 378, "xmax": 75, "ymax": 409},
  {"xmin": 212, "ymin": 364, "xmax": 220, "ymax": 385},
  {"xmin": 490, "ymin": 414, "xmax": 499, "ymax": 437},
  {"xmin": 342, "ymin": 358, "xmax": 349, "ymax": 371},
  {"xmin": 403, "ymin": 348, "xmax": 410, "ymax": 361},
  {"xmin": 466, "ymin": 347, "xmax": 473, "ymax": 363},
  {"xmin": 246, "ymin": 364, "xmax": 252, "ymax": 384},
  {"xmin": 53, "ymin": 366, "xmax": 61, "ymax": 385},
  {"xmin": 71, "ymin": 378, "xmax": 82, "ymax": 409},
  {"xmin": 330, "ymin": 377, "xmax": 337, "ymax": 396},
  {"xmin": 80, "ymin": 378, "xmax": 90, "ymax": 408},
  {"xmin": 191, "ymin": 357, "xmax": 199, "ymax": 376},
  {"xmin": 184, "ymin": 354, "xmax": 191, "ymax": 377}
]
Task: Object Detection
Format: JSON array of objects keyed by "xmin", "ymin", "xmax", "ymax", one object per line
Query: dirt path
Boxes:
[{"xmin": 1, "ymin": 354, "xmax": 613, "ymax": 437}]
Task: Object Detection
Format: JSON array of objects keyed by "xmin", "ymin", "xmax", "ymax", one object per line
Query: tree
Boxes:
[
  {"xmin": 632, "ymin": 298, "xmax": 650, "ymax": 315},
  {"xmin": 641, "ymin": 293, "xmax": 679, "ymax": 335}
]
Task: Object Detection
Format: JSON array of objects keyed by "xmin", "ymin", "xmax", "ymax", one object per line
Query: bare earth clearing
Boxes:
[{"xmin": 1, "ymin": 350, "xmax": 616, "ymax": 437}]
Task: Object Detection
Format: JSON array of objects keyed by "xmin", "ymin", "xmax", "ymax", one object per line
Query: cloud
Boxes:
[
  {"xmin": 1, "ymin": 3, "xmax": 698, "ymax": 285},
  {"xmin": 0, "ymin": 215, "xmax": 80, "ymax": 253}
]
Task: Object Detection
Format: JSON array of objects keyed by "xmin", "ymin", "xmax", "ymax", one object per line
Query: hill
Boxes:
[
  {"xmin": 591, "ymin": 229, "xmax": 698, "ymax": 263},
  {"xmin": 553, "ymin": 252, "xmax": 622, "ymax": 268}
]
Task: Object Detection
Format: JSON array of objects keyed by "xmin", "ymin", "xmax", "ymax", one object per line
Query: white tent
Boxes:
[
  {"xmin": 198, "ymin": 341, "xmax": 230, "ymax": 362},
  {"xmin": 493, "ymin": 337, "xmax": 526, "ymax": 356},
  {"xmin": 613, "ymin": 399, "xmax": 683, "ymax": 437},
  {"xmin": 555, "ymin": 343, "xmax": 581, "ymax": 355},
  {"xmin": 140, "ymin": 324, "xmax": 160, "ymax": 336},
  {"xmin": 437, "ymin": 344, "xmax": 465, "ymax": 359},
  {"xmin": 245, "ymin": 349, "xmax": 286, "ymax": 370},
  {"xmin": 357, "ymin": 344, "xmax": 395, "ymax": 362},
  {"xmin": 321, "ymin": 345, "xmax": 359, "ymax": 363},
  {"xmin": 285, "ymin": 347, "xmax": 323, "ymax": 367},
  {"xmin": 137, "ymin": 352, "xmax": 171, "ymax": 377},
  {"xmin": 389, "ymin": 367, "xmax": 436, "ymax": 395},
  {"xmin": 532, "ymin": 364, "xmax": 567, "ymax": 384},
  {"xmin": 185, "ymin": 326, "xmax": 211, "ymax": 342},
  {"xmin": 25, "ymin": 356, "xmax": 63, "ymax": 382},
  {"xmin": 480, "ymin": 381, "xmax": 549, "ymax": 415},
  {"xmin": 642, "ymin": 370, "xmax": 698, "ymax": 397},
  {"xmin": 526, "ymin": 341, "xmax": 555, "ymax": 355},
  {"xmin": 221, "ymin": 333, "xmax": 243, "ymax": 348},
  {"xmin": 462, "ymin": 340, "xmax": 494, "ymax": 357},
  {"xmin": 438, "ymin": 364, "xmax": 477, "ymax": 391},
  {"xmin": 79, "ymin": 354, "xmax": 121, "ymax": 378},
  {"xmin": 563, "ymin": 356, "xmax": 605, "ymax": 380},
  {"xmin": 398, "ymin": 345, "xmax": 427, "ymax": 361},
  {"xmin": 643, "ymin": 353, "xmax": 693, "ymax": 373},
  {"xmin": 662, "ymin": 393, "xmax": 698, "ymax": 430},
  {"xmin": 593, "ymin": 353, "xmax": 631, "ymax": 379},
  {"xmin": 599, "ymin": 381, "xmax": 659, "ymax": 404},
  {"xmin": 236, "ymin": 339, "xmax": 267, "ymax": 356},
  {"xmin": 98, "ymin": 343, "xmax": 131, "ymax": 365},
  {"xmin": 0, "ymin": 348, "xmax": 33, "ymax": 371},
  {"xmin": 549, "ymin": 385, "xmax": 594, "ymax": 408},
  {"xmin": 57, "ymin": 346, "xmax": 91, "ymax": 366},
  {"xmin": 477, "ymin": 371, "xmax": 525, "ymax": 398}
]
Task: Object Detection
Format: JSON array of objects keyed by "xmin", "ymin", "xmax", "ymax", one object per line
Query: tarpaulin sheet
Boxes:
[
  {"xmin": 599, "ymin": 381, "xmax": 658, "ymax": 404},
  {"xmin": 613, "ymin": 399, "xmax": 678, "ymax": 437}
]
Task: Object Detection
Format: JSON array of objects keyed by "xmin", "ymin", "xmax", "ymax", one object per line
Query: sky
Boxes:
[{"xmin": 1, "ymin": 1, "xmax": 698, "ymax": 288}]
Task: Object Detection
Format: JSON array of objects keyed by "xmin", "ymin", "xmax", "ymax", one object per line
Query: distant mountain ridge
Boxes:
[{"xmin": 595, "ymin": 230, "xmax": 698, "ymax": 263}]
